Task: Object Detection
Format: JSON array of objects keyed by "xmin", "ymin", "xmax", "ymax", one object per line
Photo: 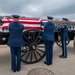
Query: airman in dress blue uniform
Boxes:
[
  {"xmin": 40, "ymin": 16, "xmax": 55, "ymax": 65},
  {"xmin": 0, "ymin": 19, "xmax": 2, "ymax": 23},
  {"xmin": 0, "ymin": 19, "xmax": 2, "ymax": 26},
  {"xmin": 56, "ymin": 18, "xmax": 68, "ymax": 58},
  {"xmin": 7, "ymin": 15, "xmax": 24, "ymax": 72}
]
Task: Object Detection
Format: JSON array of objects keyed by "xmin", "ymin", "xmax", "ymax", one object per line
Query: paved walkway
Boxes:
[{"xmin": 0, "ymin": 41, "xmax": 75, "ymax": 75}]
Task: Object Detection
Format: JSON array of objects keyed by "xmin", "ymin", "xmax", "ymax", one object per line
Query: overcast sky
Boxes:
[{"xmin": 0, "ymin": 0, "xmax": 75, "ymax": 21}]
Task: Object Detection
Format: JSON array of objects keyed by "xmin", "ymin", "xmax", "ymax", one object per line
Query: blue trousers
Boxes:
[
  {"xmin": 61, "ymin": 40, "xmax": 67, "ymax": 57},
  {"xmin": 10, "ymin": 47, "xmax": 21, "ymax": 71},
  {"xmin": 44, "ymin": 41, "xmax": 54, "ymax": 64}
]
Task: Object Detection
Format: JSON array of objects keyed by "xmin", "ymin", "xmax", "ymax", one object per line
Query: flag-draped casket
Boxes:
[{"xmin": 1, "ymin": 18, "xmax": 47, "ymax": 31}]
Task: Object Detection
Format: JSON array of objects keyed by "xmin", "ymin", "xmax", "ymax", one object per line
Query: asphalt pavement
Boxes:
[{"xmin": 0, "ymin": 41, "xmax": 75, "ymax": 75}]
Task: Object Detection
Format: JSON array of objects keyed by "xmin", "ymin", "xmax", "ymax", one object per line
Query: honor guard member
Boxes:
[
  {"xmin": 7, "ymin": 15, "xmax": 24, "ymax": 72},
  {"xmin": 56, "ymin": 18, "xmax": 68, "ymax": 58},
  {"xmin": 0, "ymin": 19, "xmax": 2, "ymax": 25},
  {"xmin": 40, "ymin": 16, "xmax": 55, "ymax": 65},
  {"xmin": 0, "ymin": 19, "xmax": 2, "ymax": 33}
]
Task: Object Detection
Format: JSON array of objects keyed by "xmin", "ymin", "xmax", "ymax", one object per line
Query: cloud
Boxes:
[{"xmin": 0, "ymin": 0, "xmax": 75, "ymax": 20}]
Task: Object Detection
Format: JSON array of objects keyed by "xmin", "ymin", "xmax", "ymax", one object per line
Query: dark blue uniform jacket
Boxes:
[
  {"xmin": 7, "ymin": 22, "xmax": 24, "ymax": 47},
  {"xmin": 57, "ymin": 24, "xmax": 68, "ymax": 40},
  {"xmin": 40, "ymin": 21, "xmax": 55, "ymax": 41}
]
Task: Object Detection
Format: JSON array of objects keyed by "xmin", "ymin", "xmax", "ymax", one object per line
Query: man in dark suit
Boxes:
[
  {"xmin": 56, "ymin": 18, "xmax": 68, "ymax": 58},
  {"xmin": 40, "ymin": 16, "xmax": 55, "ymax": 65},
  {"xmin": 7, "ymin": 15, "xmax": 24, "ymax": 72}
]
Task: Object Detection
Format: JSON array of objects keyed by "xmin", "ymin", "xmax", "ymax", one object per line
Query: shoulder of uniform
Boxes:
[
  {"xmin": 20, "ymin": 24, "xmax": 24, "ymax": 27},
  {"xmin": 19, "ymin": 24, "xmax": 23, "ymax": 25},
  {"xmin": 52, "ymin": 22, "xmax": 55, "ymax": 25},
  {"xmin": 9, "ymin": 22, "xmax": 13, "ymax": 25},
  {"xmin": 21, "ymin": 24, "xmax": 24, "ymax": 26},
  {"xmin": 48, "ymin": 22, "xmax": 55, "ymax": 25},
  {"xmin": 61, "ymin": 24, "xmax": 68, "ymax": 29}
]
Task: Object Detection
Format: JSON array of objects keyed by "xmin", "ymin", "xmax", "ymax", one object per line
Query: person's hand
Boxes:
[
  {"xmin": 39, "ymin": 19, "xmax": 42, "ymax": 21},
  {"xmin": 55, "ymin": 28, "xmax": 57, "ymax": 31}
]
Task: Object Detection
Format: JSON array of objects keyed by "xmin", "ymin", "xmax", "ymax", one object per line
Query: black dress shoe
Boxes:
[
  {"xmin": 44, "ymin": 61, "xmax": 52, "ymax": 65},
  {"xmin": 17, "ymin": 69, "xmax": 20, "ymax": 72},
  {"xmin": 13, "ymin": 70, "xmax": 16, "ymax": 72},
  {"xmin": 16, "ymin": 68, "xmax": 20, "ymax": 72},
  {"xmin": 59, "ymin": 55, "xmax": 67, "ymax": 58}
]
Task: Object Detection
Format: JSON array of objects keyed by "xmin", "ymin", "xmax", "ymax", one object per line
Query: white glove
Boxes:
[{"xmin": 39, "ymin": 19, "xmax": 42, "ymax": 21}]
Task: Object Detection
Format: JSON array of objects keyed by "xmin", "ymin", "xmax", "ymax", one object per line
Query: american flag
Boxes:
[{"xmin": 1, "ymin": 17, "xmax": 47, "ymax": 31}]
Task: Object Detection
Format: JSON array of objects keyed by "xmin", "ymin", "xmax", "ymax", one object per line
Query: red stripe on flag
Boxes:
[
  {"xmin": 2, "ymin": 26, "xmax": 8, "ymax": 30},
  {"xmin": 2, "ymin": 26, "xmax": 44, "ymax": 31},
  {"xmin": 2, "ymin": 21, "xmax": 40, "ymax": 24}
]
